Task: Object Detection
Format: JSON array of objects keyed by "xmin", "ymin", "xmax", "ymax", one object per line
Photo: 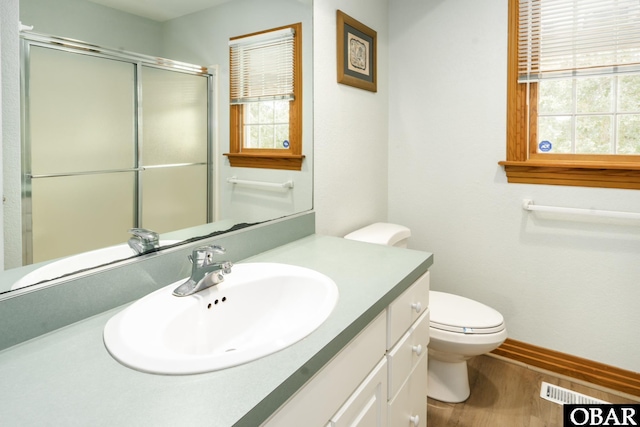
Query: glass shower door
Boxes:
[
  {"xmin": 26, "ymin": 45, "xmax": 136, "ymax": 263},
  {"xmin": 139, "ymin": 66, "xmax": 210, "ymax": 233}
]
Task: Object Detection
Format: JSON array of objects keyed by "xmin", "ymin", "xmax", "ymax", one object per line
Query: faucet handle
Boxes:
[
  {"xmin": 207, "ymin": 245, "xmax": 226, "ymax": 256},
  {"xmin": 128, "ymin": 228, "xmax": 159, "ymax": 243},
  {"xmin": 127, "ymin": 228, "xmax": 160, "ymax": 254},
  {"xmin": 220, "ymin": 261, "xmax": 233, "ymax": 274},
  {"xmin": 189, "ymin": 245, "xmax": 226, "ymax": 267}
]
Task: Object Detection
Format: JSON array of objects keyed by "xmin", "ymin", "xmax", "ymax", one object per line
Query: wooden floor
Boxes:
[{"xmin": 427, "ymin": 354, "xmax": 640, "ymax": 427}]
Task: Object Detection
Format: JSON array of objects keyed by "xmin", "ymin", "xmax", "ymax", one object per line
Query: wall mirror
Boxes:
[{"xmin": 1, "ymin": 0, "xmax": 313, "ymax": 297}]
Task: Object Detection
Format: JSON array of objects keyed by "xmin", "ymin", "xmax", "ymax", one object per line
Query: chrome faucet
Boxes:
[
  {"xmin": 172, "ymin": 245, "xmax": 233, "ymax": 297},
  {"xmin": 128, "ymin": 228, "xmax": 160, "ymax": 254}
]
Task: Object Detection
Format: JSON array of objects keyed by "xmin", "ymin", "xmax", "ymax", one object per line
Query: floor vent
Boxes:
[{"xmin": 540, "ymin": 382, "xmax": 610, "ymax": 405}]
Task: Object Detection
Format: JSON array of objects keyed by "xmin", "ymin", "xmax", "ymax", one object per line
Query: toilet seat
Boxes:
[{"xmin": 430, "ymin": 291, "xmax": 505, "ymax": 335}]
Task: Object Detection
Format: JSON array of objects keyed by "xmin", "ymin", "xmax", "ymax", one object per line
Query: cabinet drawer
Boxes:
[
  {"xmin": 387, "ymin": 271, "xmax": 429, "ymax": 349},
  {"xmin": 387, "ymin": 309, "xmax": 429, "ymax": 400},
  {"xmin": 262, "ymin": 312, "xmax": 386, "ymax": 427},
  {"xmin": 388, "ymin": 352, "xmax": 428, "ymax": 427},
  {"xmin": 329, "ymin": 358, "xmax": 387, "ymax": 427}
]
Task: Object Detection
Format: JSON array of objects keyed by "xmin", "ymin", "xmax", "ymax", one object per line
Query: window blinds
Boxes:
[
  {"xmin": 229, "ymin": 28, "xmax": 295, "ymax": 104},
  {"xmin": 518, "ymin": 0, "xmax": 640, "ymax": 82}
]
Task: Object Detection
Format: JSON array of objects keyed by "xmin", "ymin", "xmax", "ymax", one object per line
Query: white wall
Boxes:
[
  {"xmin": 20, "ymin": 0, "xmax": 163, "ymax": 55},
  {"xmin": 387, "ymin": 0, "xmax": 640, "ymax": 372},
  {"xmin": 313, "ymin": 0, "xmax": 389, "ymax": 236}
]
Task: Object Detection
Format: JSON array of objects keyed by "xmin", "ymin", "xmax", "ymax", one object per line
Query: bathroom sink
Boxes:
[
  {"xmin": 103, "ymin": 262, "xmax": 339, "ymax": 375},
  {"xmin": 11, "ymin": 241, "xmax": 179, "ymax": 290}
]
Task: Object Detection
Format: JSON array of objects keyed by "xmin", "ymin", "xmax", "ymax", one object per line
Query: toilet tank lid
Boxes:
[{"xmin": 344, "ymin": 223, "xmax": 411, "ymax": 246}]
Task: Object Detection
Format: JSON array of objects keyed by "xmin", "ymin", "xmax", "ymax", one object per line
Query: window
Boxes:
[
  {"xmin": 225, "ymin": 23, "xmax": 304, "ymax": 170},
  {"xmin": 500, "ymin": 0, "xmax": 640, "ymax": 189}
]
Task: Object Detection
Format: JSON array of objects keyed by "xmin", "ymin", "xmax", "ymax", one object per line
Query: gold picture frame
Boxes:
[{"xmin": 336, "ymin": 10, "xmax": 377, "ymax": 92}]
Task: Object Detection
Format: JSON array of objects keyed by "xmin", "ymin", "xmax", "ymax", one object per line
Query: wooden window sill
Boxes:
[
  {"xmin": 499, "ymin": 160, "xmax": 640, "ymax": 190},
  {"xmin": 224, "ymin": 153, "xmax": 305, "ymax": 170}
]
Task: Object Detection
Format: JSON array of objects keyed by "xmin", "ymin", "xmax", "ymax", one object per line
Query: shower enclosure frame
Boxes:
[{"xmin": 19, "ymin": 31, "xmax": 217, "ymax": 265}]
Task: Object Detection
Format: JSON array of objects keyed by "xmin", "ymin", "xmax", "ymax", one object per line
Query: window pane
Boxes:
[
  {"xmin": 275, "ymin": 124, "xmax": 290, "ymax": 148},
  {"xmin": 259, "ymin": 125, "xmax": 275, "ymax": 148},
  {"xmin": 538, "ymin": 116, "xmax": 572, "ymax": 153},
  {"xmin": 242, "ymin": 100, "xmax": 290, "ymax": 150},
  {"xmin": 617, "ymin": 115, "xmax": 640, "ymax": 154},
  {"xmin": 618, "ymin": 75, "xmax": 640, "ymax": 113},
  {"xmin": 576, "ymin": 115, "xmax": 612, "ymax": 154},
  {"xmin": 538, "ymin": 79, "xmax": 573, "ymax": 114},
  {"xmin": 576, "ymin": 77, "xmax": 613, "ymax": 114},
  {"xmin": 274, "ymin": 100, "xmax": 290, "ymax": 123},
  {"xmin": 245, "ymin": 125, "xmax": 259, "ymax": 148},
  {"xmin": 246, "ymin": 102, "xmax": 260, "ymax": 124},
  {"xmin": 259, "ymin": 101, "xmax": 275, "ymax": 123}
]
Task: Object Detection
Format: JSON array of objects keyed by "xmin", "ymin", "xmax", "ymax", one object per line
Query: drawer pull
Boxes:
[
  {"xmin": 410, "ymin": 302, "xmax": 422, "ymax": 313},
  {"xmin": 410, "ymin": 415, "xmax": 420, "ymax": 426},
  {"xmin": 412, "ymin": 344, "xmax": 423, "ymax": 356}
]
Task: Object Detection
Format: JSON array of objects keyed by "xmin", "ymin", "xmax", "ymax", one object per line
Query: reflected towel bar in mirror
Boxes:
[{"xmin": 227, "ymin": 176, "xmax": 294, "ymax": 189}]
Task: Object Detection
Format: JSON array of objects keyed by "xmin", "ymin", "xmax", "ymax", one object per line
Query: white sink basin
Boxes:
[
  {"xmin": 11, "ymin": 241, "xmax": 179, "ymax": 291},
  {"xmin": 103, "ymin": 262, "xmax": 339, "ymax": 375}
]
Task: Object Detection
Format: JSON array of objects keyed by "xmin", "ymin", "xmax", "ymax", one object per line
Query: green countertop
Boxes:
[{"xmin": 0, "ymin": 235, "xmax": 432, "ymax": 427}]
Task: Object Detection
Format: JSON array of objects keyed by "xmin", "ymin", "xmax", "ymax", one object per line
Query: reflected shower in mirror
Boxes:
[
  {"xmin": 1, "ymin": 0, "xmax": 313, "ymax": 295},
  {"xmin": 23, "ymin": 36, "xmax": 212, "ymax": 265}
]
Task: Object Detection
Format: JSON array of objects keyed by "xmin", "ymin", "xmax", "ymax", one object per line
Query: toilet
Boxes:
[{"xmin": 344, "ymin": 223, "xmax": 507, "ymax": 403}]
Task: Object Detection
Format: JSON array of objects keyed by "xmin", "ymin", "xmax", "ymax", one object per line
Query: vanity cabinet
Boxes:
[
  {"xmin": 387, "ymin": 272, "xmax": 430, "ymax": 427},
  {"xmin": 262, "ymin": 271, "xmax": 430, "ymax": 427}
]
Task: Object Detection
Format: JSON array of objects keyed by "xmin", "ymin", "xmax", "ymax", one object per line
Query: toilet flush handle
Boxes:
[
  {"xmin": 410, "ymin": 415, "xmax": 420, "ymax": 426},
  {"xmin": 411, "ymin": 302, "xmax": 422, "ymax": 313}
]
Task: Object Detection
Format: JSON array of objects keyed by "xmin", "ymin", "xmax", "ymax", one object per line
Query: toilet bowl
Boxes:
[
  {"xmin": 428, "ymin": 291, "xmax": 507, "ymax": 403},
  {"xmin": 344, "ymin": 223, "xmax": 508, "ymax": 403}
]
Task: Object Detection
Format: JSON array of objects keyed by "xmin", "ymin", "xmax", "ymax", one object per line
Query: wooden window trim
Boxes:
[
  {"xmin": 499, "ymin": 0, "xmax": 640, "ymax": 190},
  {"xmin": 224, "ymin": 23, "xmax": 305, "ymax": 171}
]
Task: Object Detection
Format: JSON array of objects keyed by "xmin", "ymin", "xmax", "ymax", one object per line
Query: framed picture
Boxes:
[{"xmin": 336, "ymin": 10, "xmax": 377, "ymax": 92}]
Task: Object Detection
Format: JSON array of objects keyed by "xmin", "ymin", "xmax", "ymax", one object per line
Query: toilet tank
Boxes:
[{"xmin": 344, "ymin": 223, "xmax": 411, "ymax": 248}]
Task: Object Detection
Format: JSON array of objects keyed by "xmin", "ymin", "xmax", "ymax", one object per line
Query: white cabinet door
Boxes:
[
  {"xmin": 329, "ymin": 358, "xmax": 387, "ymax": 427},
  {"xmin": 388, "ymin": 353, "xmax": 428, "ymax": 427}
]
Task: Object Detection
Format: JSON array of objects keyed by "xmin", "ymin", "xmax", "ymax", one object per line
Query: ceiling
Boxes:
[{"xmin": 86, "ymin": 0, "xmax": 233, "ymax": 22}]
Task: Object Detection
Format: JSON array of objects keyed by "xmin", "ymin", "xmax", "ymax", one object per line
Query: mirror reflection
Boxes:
[
  {"xmin": 1, "ymin": 0, "xmax": 313, "ymax": 295},
  {"xmin": 23, "ymin": 36, "xmax": 212, "ymax": 265}
]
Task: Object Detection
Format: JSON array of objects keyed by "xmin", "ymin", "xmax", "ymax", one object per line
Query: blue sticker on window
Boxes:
[
  {"xmin": 539, "ymin": 140, "xmax": 552, "ymax": 152},
  {"xmin": 283, "ymin": 140, "xmax": 290, "ymax": 148}
]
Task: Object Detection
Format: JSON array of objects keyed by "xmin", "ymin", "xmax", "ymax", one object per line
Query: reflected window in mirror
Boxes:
[{"xmin": 226, "ymin": 23, "xmax": 304, "ymax": 171}]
